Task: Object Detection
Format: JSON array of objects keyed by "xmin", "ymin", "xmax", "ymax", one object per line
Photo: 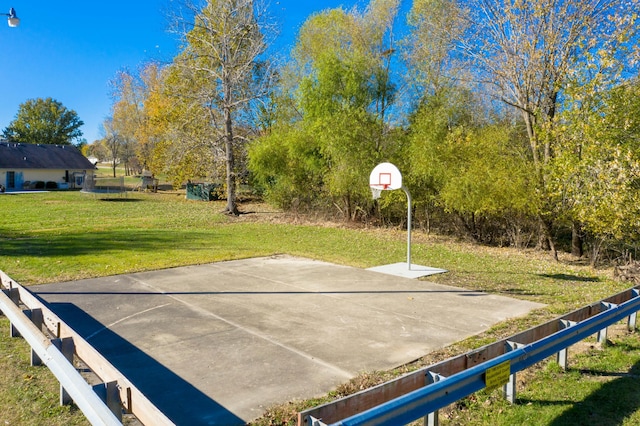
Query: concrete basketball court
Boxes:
[{"xmin": 30, "ymin": 255, "xmax": 543, "ymax": 425}]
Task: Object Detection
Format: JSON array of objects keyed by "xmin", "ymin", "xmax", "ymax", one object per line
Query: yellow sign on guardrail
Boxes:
[{"xmin": 485, "ymin": 360, "xmax": 511, "ymax": 390}]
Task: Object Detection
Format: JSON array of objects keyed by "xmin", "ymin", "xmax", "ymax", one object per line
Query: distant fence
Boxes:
[
  {"xmin": 300, "ymin": 286, "xmax": 640, "ymax": 426},
  {"xmin": 81, "ymin": 176, "xmax": 126, "ymax": 195},
  {"xmin": 0, "ymin": 270, "xmax": 174, "ymax": 426}
]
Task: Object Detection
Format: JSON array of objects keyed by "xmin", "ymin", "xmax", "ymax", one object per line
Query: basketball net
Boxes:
[{"xmin": 370, "ymin": 184, "xmax": 388, "ymax": 200}]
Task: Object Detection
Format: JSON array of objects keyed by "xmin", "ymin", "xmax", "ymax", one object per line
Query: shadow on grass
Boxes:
[
  {"xmin": 538, "ymin": 273, "xmax": 600, "ymax": 282},
  {"xmin": 518, "ymin": 360, "xmax": 640, "ymax": 426},
  {"xmin": 42, "ymin": 301, "xmax": 245, "ymax": 426},
  {"xmin": 99, "ymin": 198, "xmax": 143, "ymax": 203},
  {"xmin": 0, "ymin": 229, "xmax": 227, "ymax": 258},
  {"xmin": 499, "ymin": 288, "xmax": 541, "ymax": 296}
]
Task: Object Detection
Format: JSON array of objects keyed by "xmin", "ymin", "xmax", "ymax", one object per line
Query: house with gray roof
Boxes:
[{"xmin": 0, "ymin": 143, "xmax": 96, "ymax": 191}]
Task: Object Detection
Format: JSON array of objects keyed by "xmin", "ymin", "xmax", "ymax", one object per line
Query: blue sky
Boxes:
[{"xmin": 0, "ymin": 0, "xmax": 384, "ymax": 144}]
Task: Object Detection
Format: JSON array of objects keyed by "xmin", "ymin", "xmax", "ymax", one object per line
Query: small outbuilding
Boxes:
[{"xmin": 0, "ymin": 142, "xmax": 96, "ymax": 191}]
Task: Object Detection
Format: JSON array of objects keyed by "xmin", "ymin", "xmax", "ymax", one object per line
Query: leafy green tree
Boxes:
[
  {"xmin": 249, "ymin": 125, "xmax": 325, "ymax": 209},
  {"xmin": 408, "ymin": 88, "xmax": 534, "ymax": 243},
  {"xmin": 408, "ymin": 0, "xmax": 640, "ymax": 258},
  {"xmin": 249, "ymin": 0, "xmax": 403, "ymax": 220},
  {"xmin": 170, "ymin": 0, "xmax": 275, "ymax": 215},
  {"xmin": 549, "ymin": 80, "xmax": 640, "ymax": 264},
  {"xmin": 2, "ymin": 97, "xmax": 84, "ymax": 145}
]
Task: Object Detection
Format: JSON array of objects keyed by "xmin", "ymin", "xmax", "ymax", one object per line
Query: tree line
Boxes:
[{"xmin": 87, "ymin": 0, "xmax": 640, "ymax": 264}]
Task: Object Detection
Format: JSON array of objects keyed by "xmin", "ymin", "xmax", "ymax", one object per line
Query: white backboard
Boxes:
[{"xmin": 369, "ymin": 162, "xmax": 402, "ymax": 190}]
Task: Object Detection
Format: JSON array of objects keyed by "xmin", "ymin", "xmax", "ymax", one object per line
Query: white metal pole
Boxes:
[{"xmin": 403, "ymin": 186, "xmax": 412, "ymax": 270}]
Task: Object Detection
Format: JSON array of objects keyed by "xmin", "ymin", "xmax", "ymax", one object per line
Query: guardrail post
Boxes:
[
  {"xmin": 629, "ymin": 310, "xmax": 638, "ymax": 331},
  {"xmin": 52, "ymin": 337, "xmax": 75, "ymax": 406},
  {"xmin": 24, "ymin": 308, "xmax": 43, "ymax": 330},
  {"xmin": 24, "ymin": 308, "xmax": 44, "ymax": 366},
  {"xmin": 425, "ymin": 372, "xmax": 446, "ymax": 426},
  {"xmin": 597, "ymin": 302, "xmax": 617, "ymax": 345},
  {"xmin": 504, "ymin": 341, "xmax": 523, "ymax": 403},
  {"xmin": 3, "ymin": 288, "xmax": 21, "ymax": 337},
  {"xmin": 628, "ymin": 290, "xmax": 640, "ymax": 331},
  {"xmin": 3, "ymin": 287, "xmax": 20, "ymax": 304},
  {"xmin": 557, "ymin": 320, "xmax": 577, "ymax": 370},
  {"xmin": 0, "ymin": 286, "xmax": 18, "ymax": 316},
  {"xmin": 10, "ymin": 321, "xmax": 20, "ymax": 337},
  {"xmin": 93, "ymin": 381, "xmax": 123, "ymax": 422}
]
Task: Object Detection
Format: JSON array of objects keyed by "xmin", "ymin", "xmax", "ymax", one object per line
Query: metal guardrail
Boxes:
[
  {"xmin": 0, "ymin": 286, "xmax": 122, "ymax": 425},
  {"xmin": 0, "ymin": 270, "xmax": 174, "ymax": 426},
  {"xmin": 301, "ymin": 286, "xmax": 640, "ymax": 426}
]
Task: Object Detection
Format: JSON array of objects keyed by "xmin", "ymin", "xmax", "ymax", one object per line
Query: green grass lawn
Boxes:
[{"xmin": 1, "ymin": 191, "xmax": 639, "ymax": 425}]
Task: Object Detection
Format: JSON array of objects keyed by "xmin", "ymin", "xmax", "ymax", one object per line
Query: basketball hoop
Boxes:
[{"xmin": 368, "ymin": 162, "xmax": 415, "ymax": 270}]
